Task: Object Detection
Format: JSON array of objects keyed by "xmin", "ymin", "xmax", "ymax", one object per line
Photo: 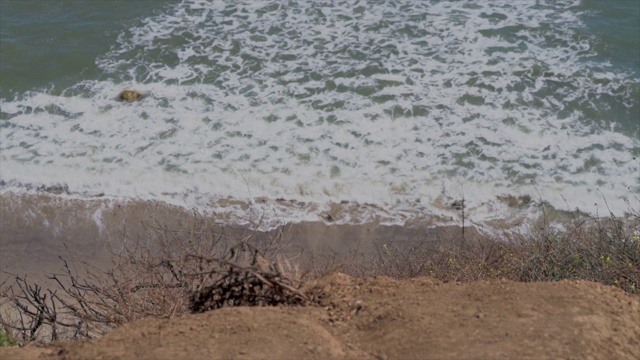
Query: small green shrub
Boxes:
[{"xmin": 0, "ymin": 330, "xmax": 19, "ymax": 347}]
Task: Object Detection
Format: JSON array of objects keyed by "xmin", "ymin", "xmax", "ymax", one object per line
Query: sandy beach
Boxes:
[{"xmin": 0, "ymin": 192, "xmax": 472, "ymax": 287}]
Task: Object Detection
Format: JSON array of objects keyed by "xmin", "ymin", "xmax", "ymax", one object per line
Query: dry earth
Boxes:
[
  {"xmin": 2, "ymin": 194, "xmax": 639, "ymax": 359},
  {"xmin": 2, "ymin": 274, "xmax": 639, "ymax": 360}
]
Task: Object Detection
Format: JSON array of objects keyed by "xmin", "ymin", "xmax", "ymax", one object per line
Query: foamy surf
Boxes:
[{"xmin": 1, "ymin": 0, "xmax": 638, "ymax": 231}]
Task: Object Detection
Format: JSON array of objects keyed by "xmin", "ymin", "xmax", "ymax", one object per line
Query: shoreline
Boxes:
[
  {"xmin": 1, "ymin": 190, "xmax": 635, "ymax": 286},
  {"xmin": 4, "ymin": 177, "xmax": 633, "ymax": 232},
  {"xmin": 0, "ymin": 192, "xmax": 475, "ymax": 286}
]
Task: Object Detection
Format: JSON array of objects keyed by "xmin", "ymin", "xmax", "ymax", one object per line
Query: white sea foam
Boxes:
[{"xmin": 1, "ymin": 0, "xmax": 638, "ymax": 230}]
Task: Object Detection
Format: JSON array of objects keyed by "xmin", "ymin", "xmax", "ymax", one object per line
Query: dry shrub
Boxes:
[
  {"xmin": 348, "ymin": 206, "xmax": 640, "ymax": 294},
  {"xmin": 187, "ymin": 243, "xmax": 307, "ymax": 313},
  {"xmin": 510, "ymin": 211, "xmax": 640, "ymax": 291},
  {"xmin": 2, "ymin": 200, "xmax": 637, "ymax": 344},
  {"xmin": 344, "ymin": 241, "xmax": 429, "ymax": 279},
  {"xmin": 0, "ymin": 213, "xmax": 308, "ymax": 343}
]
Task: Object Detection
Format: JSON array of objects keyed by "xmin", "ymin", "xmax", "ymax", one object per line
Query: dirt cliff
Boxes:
[{"xmin": 3, "ymin": 274, "xmax": 638, "ymax": 360}]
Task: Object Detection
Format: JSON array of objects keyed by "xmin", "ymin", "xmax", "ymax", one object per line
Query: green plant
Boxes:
[{"xmin": 0, "ymin": 330, "xmax": 18, "ymax": 347}]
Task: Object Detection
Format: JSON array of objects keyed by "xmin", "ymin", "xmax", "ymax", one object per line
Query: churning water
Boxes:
[{"xmin": 1, "ymin": 0, "xmax": 639, "ymax": 229}]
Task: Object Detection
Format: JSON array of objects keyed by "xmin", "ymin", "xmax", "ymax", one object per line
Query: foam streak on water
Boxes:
[{"xmin": 1, "ymin": 0, "xmax": 639, "ymax": 229}]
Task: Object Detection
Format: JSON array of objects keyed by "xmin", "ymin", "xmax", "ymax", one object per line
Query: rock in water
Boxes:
[{"xmin": 119, "ymin": 90, "xmax": 145, "ymax": 102}]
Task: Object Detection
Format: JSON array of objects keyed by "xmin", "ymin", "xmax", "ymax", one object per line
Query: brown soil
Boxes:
[{"xmin": 2, "ymin": 274, "xmax": 639, "ymax": 360}]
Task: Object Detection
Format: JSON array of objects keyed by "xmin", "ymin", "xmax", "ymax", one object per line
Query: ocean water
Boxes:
[{"xmin": 1, "ymin": 0, "xmax": 639, "ymax": 230}]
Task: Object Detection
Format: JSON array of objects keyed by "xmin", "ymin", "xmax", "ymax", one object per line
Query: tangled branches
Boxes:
[
  {"xmin": 188, "ymin": 243, "xmax": 308, "ymax": 312},
  {"xmin": 1, "ymin": 220, "xmax": 310, "ymax": 343}
]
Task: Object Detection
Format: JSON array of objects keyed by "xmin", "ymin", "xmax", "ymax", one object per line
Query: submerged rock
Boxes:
[{"xmin": 119, "ymin": 90, "xmax": 145, "ymax": 102}]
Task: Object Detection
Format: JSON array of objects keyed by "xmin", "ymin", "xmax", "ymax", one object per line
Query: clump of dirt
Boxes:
[{"xmin": 2, "ymin": 274, "xmax": 639, "ymax": 360}]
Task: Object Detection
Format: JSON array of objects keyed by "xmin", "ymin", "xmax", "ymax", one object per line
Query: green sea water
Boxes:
[
  {"xmin": 0, "ymin": 0, "xmax": 638, "ymax": 228},
  {"xmin": 0, "ymin": 0, "xmax": 172, "ymax": 98},
  {"xmin": 1, "ymin": 0, "xmax": 638, "ymax": 129}
]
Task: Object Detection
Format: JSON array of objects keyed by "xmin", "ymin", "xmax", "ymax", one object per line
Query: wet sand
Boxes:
[{"xmin": 0, "ymin": 192, "xmax": 472, "ymax": 286}]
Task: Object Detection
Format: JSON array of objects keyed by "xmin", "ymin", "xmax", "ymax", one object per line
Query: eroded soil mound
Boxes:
[{"xmin": 3, "ymin": 275, "xmax": 639, "ymax": 360}]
